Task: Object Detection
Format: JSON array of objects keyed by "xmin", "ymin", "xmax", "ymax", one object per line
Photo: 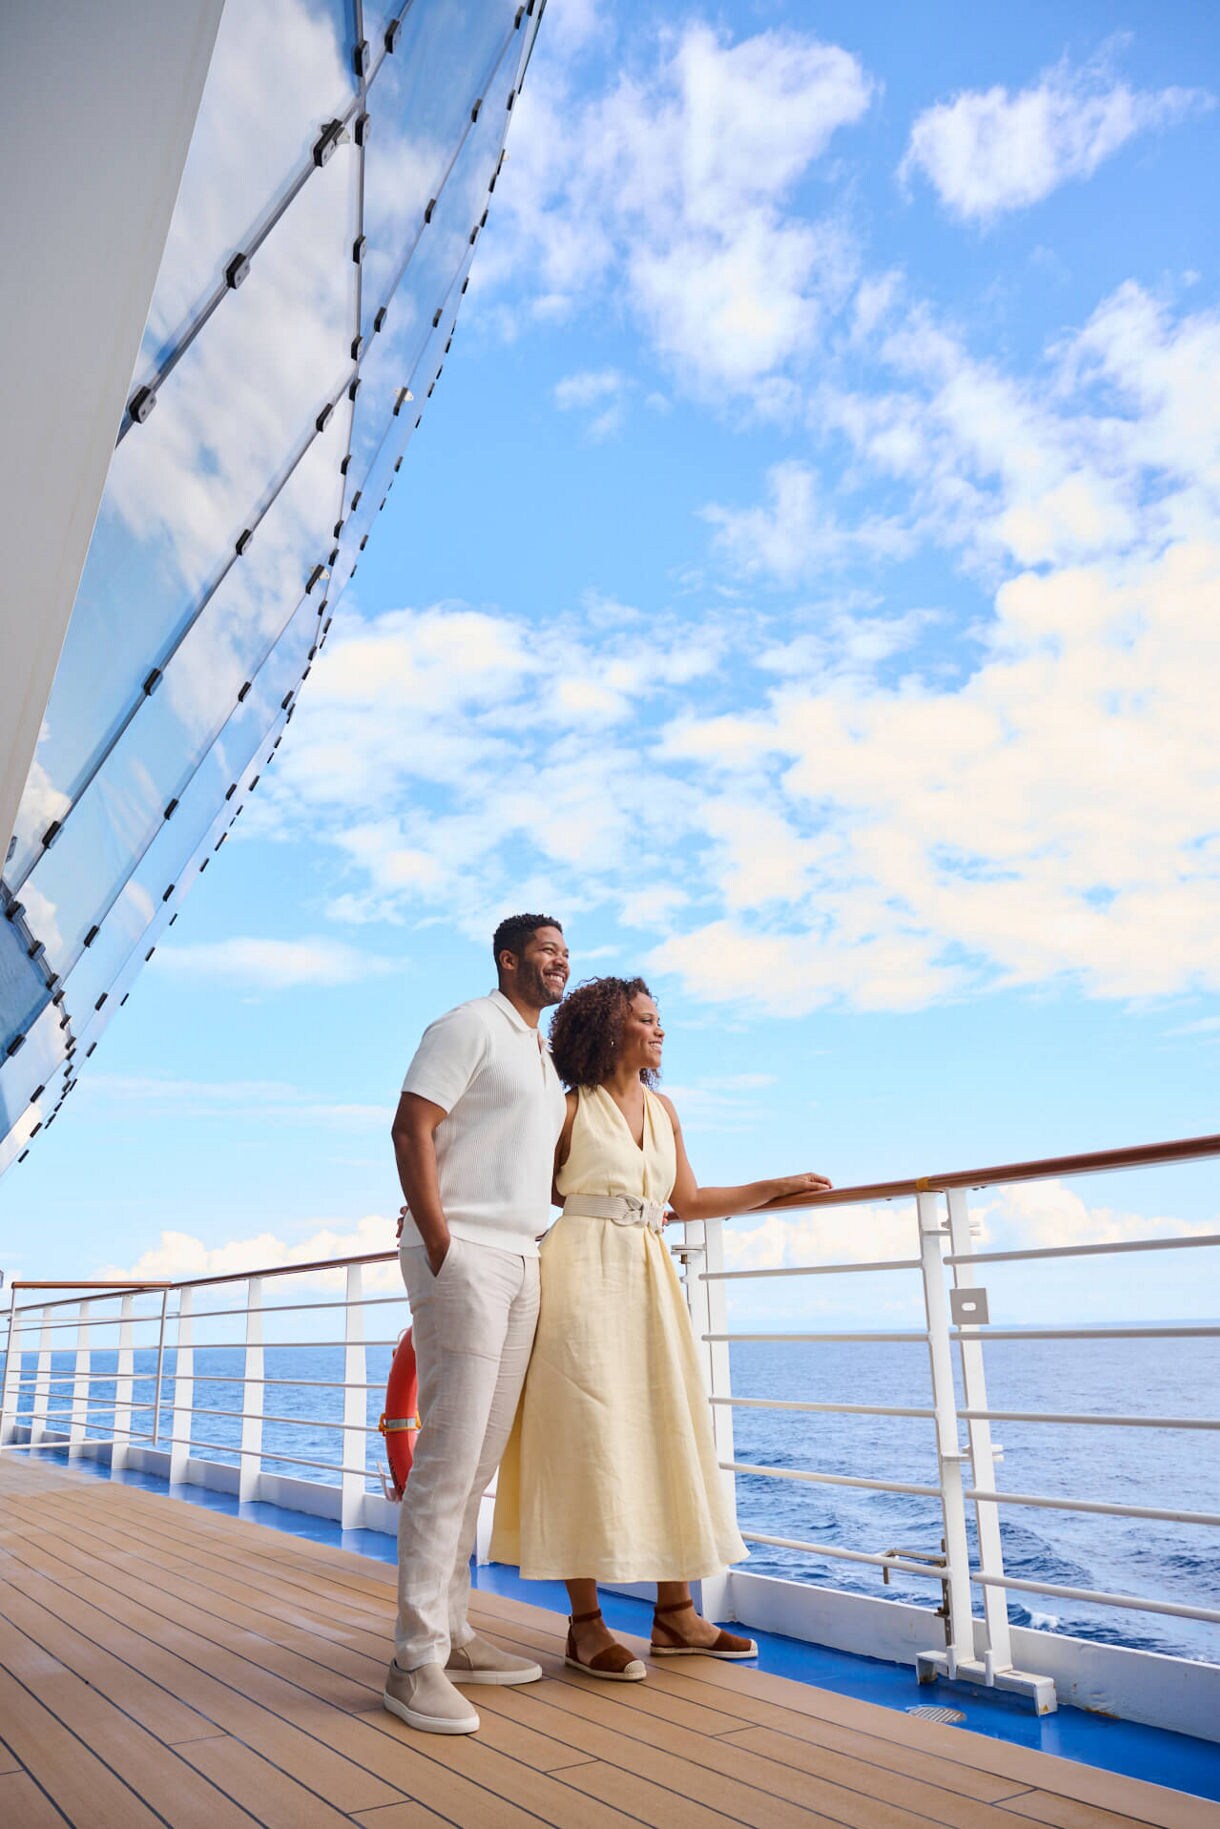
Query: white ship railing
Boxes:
[{"xmin": 2, "ymin": 1129, "xmax": 1218, "ymax": 1729}]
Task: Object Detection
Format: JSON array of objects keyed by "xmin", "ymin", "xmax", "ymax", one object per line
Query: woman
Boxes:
[{"xmin": 490, "ymin": 976, "xmax": 831, "ymax": 1679}]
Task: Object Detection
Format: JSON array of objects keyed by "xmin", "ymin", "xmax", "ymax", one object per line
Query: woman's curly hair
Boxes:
[{"xmin": 548, "ymin": 976, "xmax": 658, "ymax": 1090}]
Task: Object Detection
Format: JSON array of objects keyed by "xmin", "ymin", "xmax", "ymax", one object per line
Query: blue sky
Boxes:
[{"xmin": 6, "ymin": 0, "xmax": 1219, "ymax": 1326}]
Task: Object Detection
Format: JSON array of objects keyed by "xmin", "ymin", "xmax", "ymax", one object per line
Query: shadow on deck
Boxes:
[{"xmin": 0, "ymin": 1456, "xmax": 1213, "ymax": 1827}]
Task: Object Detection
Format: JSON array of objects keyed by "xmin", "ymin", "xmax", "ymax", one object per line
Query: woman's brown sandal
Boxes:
[
  {"xmin": 650, "ymin": 1598, "xmax": 758, "ymax": 1660},
  {"xmin": 565, "ymin": 1608, "xmax": 647, "ymax": 1681}
]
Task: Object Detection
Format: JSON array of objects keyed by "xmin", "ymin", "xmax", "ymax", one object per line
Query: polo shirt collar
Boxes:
[{"xmin": 488, "ymin": 988, "xmax": 539, "ymax": 1035}]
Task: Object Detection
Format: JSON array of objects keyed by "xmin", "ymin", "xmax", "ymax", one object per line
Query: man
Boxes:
[{"xmin": 384, "ymin": 913, "xmax": 570, "ymax": 1735}]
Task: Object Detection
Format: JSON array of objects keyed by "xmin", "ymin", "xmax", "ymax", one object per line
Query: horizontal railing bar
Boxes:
[
  {"xmin": 945, "ymin": 1233, "xmax": 1220, "ymax": 1267},
  {"xmin": 705, "ymin": 1332, "xmax": 928, "ymax": 1344},
  {"xmin": 11, "ymin": 1281, "xmax": 172, "ymax": 1292},
  {"xmin": 952, "ymin": 1326, "xmax": 1220, "ymax": 1343},
  {"xmin": 758, "ymin": 1130, "xmax": 1220, "ymax": 1211},
  {"xmin": 4, "ymin": 1314, "xmax": 165, "ymax": 1334},
  {"xmin": 167, "ymin": 1295, "xmax": 405, "ymax": 1321},
  {"xmin": 972, "ymin": 1569, "xmax": 1220, "ymax": 1628},
  {"xmin": 188, "ymin": 1376, "xmax": 388, "ymax": 1390},
  {"xmin": 188, "ymin": 1406, "xmax": 368, "ymax": 1432},
  {"xmin": 141, "ymin": 1432, "xmax": 376, "ymax": 1479},
  {"xmin": 724, "ymin": 1460, "xmax": 941, "ymax": 1499},
  {"xmin": 173, "ymin": 1251, "xmax": 397, "ymax": 1291},
  {"xmin": 183, "ymin": 1339, "xmax": 402, "ymax": 1350},
  {"xmin": 739, "ymin": 1530, "xmax": 945, "ymax": 1582},
  {"xmin": 712, "ymin": 1397, "xmax": 937, "ymax": 1420},
  {"xmin": 965, "ymin": 1487, "xmax": 1220, "ymax": 1528},
  {"xmin": 959, "ymin": 1408, "xmax": 1220, "ymax": 1431},
  {"xmin": 701, "ymin": 1258, "xmax": 922, "ymax": 1283}
]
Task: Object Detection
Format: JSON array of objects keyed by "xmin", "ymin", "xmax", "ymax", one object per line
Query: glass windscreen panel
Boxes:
[
  {"xmin": 8, "ymin": 146, "xmax": 360, "ymax": 884},
  {"xmin": 345, "ymin": 31, "xmax": 520, "ymax": 517},
  {"xmin": 359, "ymin": 0, "xmax": 520, "ymax": 346},
  {"xmin": 135, "ymin": 0, "xmax": 358, "ymax": 378},
  {"xmin": 25, "ymin": 549, "xmax": 328, "ymax": 991}
]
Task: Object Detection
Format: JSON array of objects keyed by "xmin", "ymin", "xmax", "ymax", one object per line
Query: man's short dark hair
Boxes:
[{"xmin": 492, "ymin": 912, "xmax": 563, "ymax": 973}]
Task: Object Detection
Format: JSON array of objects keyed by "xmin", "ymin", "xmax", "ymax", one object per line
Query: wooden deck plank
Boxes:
[
  {"xmin": 176, "ymin": 1733, "xmax": 369, "ymax": 1829},
  {"xmin": 350, "ymin": 1806, "xmax": 475, "ymax": 1828},
  {"xmin": 0, "ymin": 1574, "xmax": 226, "ymax": 1747},
  {"xmin": 997, "ymin": 1794, "xmax": 1170, "ymax": 1829},
  {"xmin": 0, "ymin": 1458, "xmax": 1214, "ymax": 1829},
  {"xmin": 552, "ymin": 1756, "xmax": 801, "ymax": 1828},
  {"xmin": 4, "ymin": 1517, "xmax": 608, "ymax": 1785},
  {"xmin": 0, "ymin": 1768, "xmax": 70, "ymax": 1827},
  {"xmin": 0, "ymin": 1613, "xmax": 263, "ymax": 1829},
  {"xmin": 0, "ymin": 1535, "xmax": 410, "ymax": 1815},
  {"xmin": 0, "ymin": 1516, "xmax": 637, "ymax": 1828},
  {"xmin": 0, "ymin": 1661, "xmax": 169, "ymax": 1828}
]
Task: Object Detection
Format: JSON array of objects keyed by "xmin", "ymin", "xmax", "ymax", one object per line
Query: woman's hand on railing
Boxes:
[{"xmin": 766, "ymin": 1173, "xmax": 834, "ymax": 1203}]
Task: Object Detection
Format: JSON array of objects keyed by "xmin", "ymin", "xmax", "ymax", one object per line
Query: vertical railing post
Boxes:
[
  {"xmin": 341, "ymin": 1263, "xmax": 367, "ymax": 1532},
  {"xmin": 915, "ymin": 1191, "xmax": 975, "ymax": 1680},
  {"xmin": 945, "ymin": 1187, "xmax": 1013, "ymax": 1675},
  {"xmin": 152, "ymin": 1288, "xmax": 169, "ymax": 1447},
  {"xmin": 680, "ymin": 1216, "xmax": 737, "ymax": 1621},
  {"xmin": 239, "ymin": 1277, "xmax": 264, "ymax": 1504},
  {"xmin": 30, "ymin": 1305, "xmax": 53, "ymax": 1445},
  {"xmin": 68, "ymin": 1298, "xmax": 95, "ymax": 1460},
  {"xmin": 111, "ymin": 1292, "xmax": 135, "ymax": 1473},
  {"xmin": 169, "ymin": 1288, "xmax": 194, "ymax": 1484},
  {"xmin": 0, "ymin": 1288, "xmax": 21, "ymax": 1446}
]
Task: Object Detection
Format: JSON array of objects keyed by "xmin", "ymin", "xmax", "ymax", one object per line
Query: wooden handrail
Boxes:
[
  {"xmin": 759, "ymin": 1132, "xmax": 1220, "ymax": 1211},
  {"xmin": 9, "ymin": 1134, "xmax": 1217, "ymax": 1302},
  {"xmin": 11, "ymin": 1280, "xmax": 172, "ymax": 1290}
]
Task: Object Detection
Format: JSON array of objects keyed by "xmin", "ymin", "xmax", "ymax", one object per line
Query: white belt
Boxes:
[{"xmin": 564, "ymin": 1193, "xmax": 666, "ymax": 1232}]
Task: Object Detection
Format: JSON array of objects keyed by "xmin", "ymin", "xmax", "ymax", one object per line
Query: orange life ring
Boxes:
[{"xmin": 378, "ymin": 1327, "xmax": 420, "ymax": 1498}]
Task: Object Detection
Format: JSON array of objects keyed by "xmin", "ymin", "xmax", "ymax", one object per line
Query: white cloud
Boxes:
[
  {"xmin": 479, "ymin": 21, "xmax": 874, "ymax": 393},
  {"xmin": 152, "ymin": 936, "xmax": 397, "ymax": 990},
  {"xmin": 554, "ymin": 368, "xmax": 627, "ymax": 410},
  {"xmin": 703, "ymin": 460, "xmax": 910, "ymax": 583},
  {"xmin": 901, "ymin": 51, "xmax": 1211, "ymax": 222},
  {"xmin": 94, "ymin": 1214, "xmax": 404, "ymax": 1294}
]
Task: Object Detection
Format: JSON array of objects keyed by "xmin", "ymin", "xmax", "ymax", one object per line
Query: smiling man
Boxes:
[{"xmin": 385, "ymin": 913, "xmax": 570, "ymax": 1735}]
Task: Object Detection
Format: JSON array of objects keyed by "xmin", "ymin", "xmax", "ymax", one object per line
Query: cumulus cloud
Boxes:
[
  {"xmin": 478, "ymin": 20, "xmax": 874, "ymax": 392},
  {"xmin": 901, "ymin": 51, "xmax": 1211, "ymax": 222},
  {"xmin": 94, "ymin": 1214, "xmax": 403, "ymax": 1294},
  {"xmin": 703, "ymin": 460, "xmax": 911, "ymax": 583}
]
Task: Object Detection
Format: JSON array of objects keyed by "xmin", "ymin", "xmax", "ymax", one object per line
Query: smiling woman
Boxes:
[{"xmin": 490, "ymin": 972, "xmax": 830, "ymax": 1674}]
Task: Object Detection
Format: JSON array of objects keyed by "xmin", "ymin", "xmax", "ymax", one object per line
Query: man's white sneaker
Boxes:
[
  {"xmin": 446, "ymin": 1633, "xmax": 544, "ymax": 1686},
  {"xmin": 383, "ymin": 1660, "xmax": 480, "ymax": 1733}
]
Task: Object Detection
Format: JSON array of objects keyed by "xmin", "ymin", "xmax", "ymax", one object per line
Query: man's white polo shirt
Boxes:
[{"xmin": 399, "ymin": 989, "xmax": 567, "ymax": 1257}]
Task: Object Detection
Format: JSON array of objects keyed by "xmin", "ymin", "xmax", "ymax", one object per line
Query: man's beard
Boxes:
[{"xmin": 520, "ymin": 959, "xmax": 564, "ymax": 1007}]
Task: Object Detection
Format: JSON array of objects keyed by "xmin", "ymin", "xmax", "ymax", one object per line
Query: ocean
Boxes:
[{"xmin": 6, "ymin": 1334, "xmax": 1218, "ymax": 1667}]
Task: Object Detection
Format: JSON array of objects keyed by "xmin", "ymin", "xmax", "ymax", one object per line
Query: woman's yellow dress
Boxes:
[{"xmin": 490, "ymin": 1083, "xmax": 748, "ymax": 1581}]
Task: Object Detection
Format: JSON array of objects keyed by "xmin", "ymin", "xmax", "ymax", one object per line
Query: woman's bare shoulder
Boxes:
[{"xmin": 653, "ymin": 1089, "xmax": 681, "ymax": 1128}]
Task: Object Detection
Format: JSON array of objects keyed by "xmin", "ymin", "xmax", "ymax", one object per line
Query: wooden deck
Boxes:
[{"xmin": 0, "ymin": 1458, "xmax": 1213, "ymax": 1828}]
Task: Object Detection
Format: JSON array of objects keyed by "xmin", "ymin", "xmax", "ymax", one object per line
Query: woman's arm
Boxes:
[
  {"xmin": 658, "ymin": 1094, "xmax": 831, "ymax": 1221},
  {"xmin": 550, "ymin": 1090, "xmax": 580, "ymax": 1207}
]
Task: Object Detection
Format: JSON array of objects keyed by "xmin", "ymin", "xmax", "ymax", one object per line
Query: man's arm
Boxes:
[{"xmin": 391, "ymin": 1091, "xmax": 451, "ymax": 1276}]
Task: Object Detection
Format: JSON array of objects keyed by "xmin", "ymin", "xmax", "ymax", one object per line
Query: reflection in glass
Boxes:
[
  {"xmin": 0, "ymin": 0, "xmax": 544, "ymax": 1169},
  {"xmin": 136, "ymin": 0, "xmax": 358, "ymax": 380}
]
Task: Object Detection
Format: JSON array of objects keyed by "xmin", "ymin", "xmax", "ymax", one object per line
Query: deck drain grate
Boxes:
[{"xmin": 905, "ymin": 1704, "xmax": 966, "ymax": 1725}]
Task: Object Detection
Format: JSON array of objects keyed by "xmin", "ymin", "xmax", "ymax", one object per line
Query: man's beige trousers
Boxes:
[{"xmin": 395, "ymin": 1235, "xmax": 540, "ymax": 1668}]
